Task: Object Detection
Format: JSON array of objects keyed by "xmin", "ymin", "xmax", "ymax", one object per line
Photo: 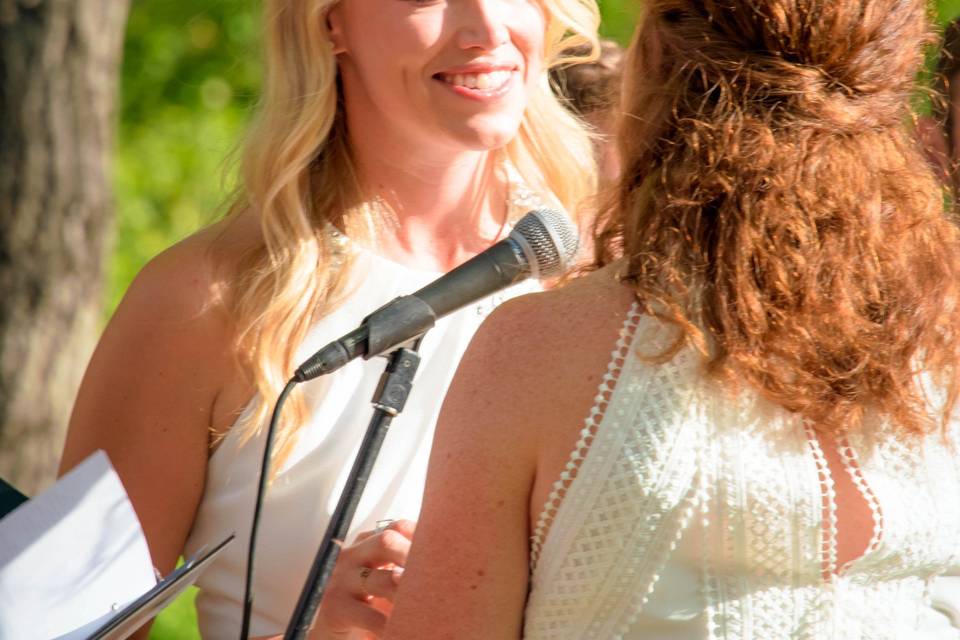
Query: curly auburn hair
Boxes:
[{"xmin": 596, "ymin": 0, "xmax": 960, "ymax": 435}]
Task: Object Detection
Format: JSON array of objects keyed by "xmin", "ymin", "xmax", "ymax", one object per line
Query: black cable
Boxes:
[{"xmin": 240, "ymin": 377, "xmax": 299, "ymax": 639}]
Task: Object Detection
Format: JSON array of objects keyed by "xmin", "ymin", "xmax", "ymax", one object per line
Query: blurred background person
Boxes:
[
  {"xmin": 550, "ymin": 37, "xmax": 624, "ymax": 264},
  {"xmin": 383, "ymin": 0, "xmax": 960, "ymax": 638},
  {"xmin": 917, "ymin": 17, "xmax": 960, "ymax": 192},
  {"xmin": 551, "ymin": 38, "xmax": 625, "ymax": 184}
]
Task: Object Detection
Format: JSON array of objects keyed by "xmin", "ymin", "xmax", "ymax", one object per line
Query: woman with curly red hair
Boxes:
[{"xmin": 383, "ymin": 1, "xmax": 960, "ymax": 637}]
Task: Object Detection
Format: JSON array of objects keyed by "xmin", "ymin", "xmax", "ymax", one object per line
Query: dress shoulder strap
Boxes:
[
  {"xmin": 529, "ymin": 300, "xmax": 643, "ymax": 569},
  {"xmin": 524, "ymin": 305, "xmax": 706, "ymax": 639}
]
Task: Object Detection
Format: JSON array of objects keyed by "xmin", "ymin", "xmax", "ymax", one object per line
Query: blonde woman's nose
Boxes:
[{"xmin": 454, "ymin": 0, "xmax": 511, "ymax": 51}]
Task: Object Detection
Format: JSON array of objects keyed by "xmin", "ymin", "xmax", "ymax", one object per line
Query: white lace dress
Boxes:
[{"xmin": 524, "ymin": 302, "xmax": 960, "ymax": 639}]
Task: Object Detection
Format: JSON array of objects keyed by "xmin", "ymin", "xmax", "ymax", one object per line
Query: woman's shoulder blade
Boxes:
[
  {"xmin": 449, "ymin": 266, "xmax": 636, "ymax": 442},
  {"xmin": 472, "ymin": 266, "xmax": 635, "ymax": 369}
]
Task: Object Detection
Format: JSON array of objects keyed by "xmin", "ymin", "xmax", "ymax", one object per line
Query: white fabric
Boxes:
[
  {"xmin": 524, "ymin": 303, "xmax": 960, "ymax": 639},
  {"xmin": 184, "ymin": 247, "xmax": 539, "ymax": 638}
]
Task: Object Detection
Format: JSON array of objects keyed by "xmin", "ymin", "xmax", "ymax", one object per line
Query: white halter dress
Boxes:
[
  {"xmin": 183, "ymin": 186, "xmax": 547, "ymax": 637},
  {"xmin": 524, "ymin": 302, "xmax": 960, "ymax": 639}
]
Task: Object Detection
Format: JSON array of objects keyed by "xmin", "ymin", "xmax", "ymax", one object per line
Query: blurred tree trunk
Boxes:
[{"xmin": 0, "ymin": 0, "xmax": 129, "ymax": 494}]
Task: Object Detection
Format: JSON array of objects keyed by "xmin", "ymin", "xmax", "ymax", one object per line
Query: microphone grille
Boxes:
[{"xmin": 509, "ymin": 208, "xmax": 580, "ymax": 279}]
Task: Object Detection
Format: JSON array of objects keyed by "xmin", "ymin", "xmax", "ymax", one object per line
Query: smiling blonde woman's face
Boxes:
[{"xmin": 328, "ymin": 0, "xmax": 546, "ymax": 152}]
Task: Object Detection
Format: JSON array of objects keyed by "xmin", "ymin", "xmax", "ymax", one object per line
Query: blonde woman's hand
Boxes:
[{"xmin": 310, "ymin": 519, "xmax": 416, "ymax": 640}]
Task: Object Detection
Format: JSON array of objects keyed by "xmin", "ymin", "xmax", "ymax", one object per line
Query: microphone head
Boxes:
[{"xmin": 508, "ymin": 208, "xmax": 580, "ymax": 279}]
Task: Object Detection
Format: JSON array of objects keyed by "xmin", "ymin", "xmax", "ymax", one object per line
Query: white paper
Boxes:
[{"xmin": 0, "ymin": 450, "xmax": 157, "ymax": 639}]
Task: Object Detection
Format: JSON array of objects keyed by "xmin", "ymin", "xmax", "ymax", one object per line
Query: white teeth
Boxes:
[{"xmin": 441, "ymin": 70, "xmax": 512, "ymax": 91}]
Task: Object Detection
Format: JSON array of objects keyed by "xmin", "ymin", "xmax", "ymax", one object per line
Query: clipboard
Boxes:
[
  {"xmin": 88, "ymin": 533, "xmax": 235, "ymax": 640},
  {"xmin": 0, "ymin": 476, "xmax": 28, "ymax": 520}
]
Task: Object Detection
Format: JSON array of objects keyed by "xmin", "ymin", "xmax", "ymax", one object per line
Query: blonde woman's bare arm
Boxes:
[{"xmin": 59, "ymin": 229, "xmax": 246, "ymax": 603}]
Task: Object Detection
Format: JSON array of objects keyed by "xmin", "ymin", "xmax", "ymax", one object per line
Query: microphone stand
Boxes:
[{"xmin": 283, "ymin": 337, "xmax": 424, "ymax": 640}]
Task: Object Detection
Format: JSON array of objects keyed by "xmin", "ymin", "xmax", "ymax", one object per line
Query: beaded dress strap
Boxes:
[{"xmin": 528, "ymin": 300, "xmax": 643, "ymax": 570}]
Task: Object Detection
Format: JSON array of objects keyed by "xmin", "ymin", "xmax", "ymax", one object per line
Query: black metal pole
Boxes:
[{"xmin": 283, "ymin": 341, "xmax": 422, "ymax": 640}]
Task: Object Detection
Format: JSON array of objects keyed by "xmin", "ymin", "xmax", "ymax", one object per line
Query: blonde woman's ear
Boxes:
[{"xmin": 326, "ymin": 5, "xmax": 347, "ymax": 55}]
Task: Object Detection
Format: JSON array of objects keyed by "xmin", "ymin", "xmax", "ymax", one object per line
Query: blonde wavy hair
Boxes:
[
  {"xmin": 596, "ymin": 0, "xmax": 960, "ymax": 436},
  {"xmin": 226, "ymin": 0, "xmax": 599, "ymax": 465}
]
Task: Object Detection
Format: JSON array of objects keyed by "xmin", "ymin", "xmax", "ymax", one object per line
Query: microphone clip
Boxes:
[{"xmin": 293, "ymin": 296, "xmax": 436, "ymax": 382}]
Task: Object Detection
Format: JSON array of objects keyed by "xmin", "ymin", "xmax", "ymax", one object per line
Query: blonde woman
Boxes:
[{"xmin": 57, "ymin": 0, "xmax": 598, "ymax": 637}]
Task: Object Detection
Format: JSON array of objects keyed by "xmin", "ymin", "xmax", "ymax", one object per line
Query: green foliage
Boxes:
[
  {"xmin": 599, "ymin": 0, "xmax": 640, "ymax": 44},
  {"xmin": 149, "ymin": 583, "xmax": 199, "ymax": 639},
  {"xmin": 942, "ymin": 0, "xmax": 960, "ymax": 20},
  {"xmin": 119, "ymin": 1, "xmax": 954, "ymax": 637},
  {"xmin": 110, "ymin": 1, "xmax": 260, "ymax": 315}
]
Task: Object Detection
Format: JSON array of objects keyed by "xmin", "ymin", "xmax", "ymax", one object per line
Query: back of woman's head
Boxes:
[{"xmin": 599, "ymin": 0, "xmax": 960, "ymax": 435}]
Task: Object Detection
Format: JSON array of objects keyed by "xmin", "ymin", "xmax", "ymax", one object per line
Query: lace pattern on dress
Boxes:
[
  {"xmin": 529, "ymin": 301, "xmax": 643, "ymax": 571},
  {"xmin": 844, "ymin": 421, "xmax": 960, "ymax": 582},
  {"xmin": 702, "ymin": 405, "xmax": 960, "ymax": 639},
  {"xmin": 524, "ymin": 310, "xmax": 704, "ymax": 639},
  {"xmin": 702, "ymin": 398, "xmax": 826, "ymax": 639},
  {"xmin": 807, "ymin": 422, "xmax": 840, "ymax": 577},
  {"xmin": 523, "ymin": 312, "xmax": 960, "ymax": 639}
]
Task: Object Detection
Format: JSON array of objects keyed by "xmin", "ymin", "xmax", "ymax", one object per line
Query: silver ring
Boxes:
[
  {"xmin": 374, "ymin": 519, "xmax": 395, "ymax": 534},
  {"xmin": 359, "ymin": 566, "xmax": 372, "ymax": 599}
]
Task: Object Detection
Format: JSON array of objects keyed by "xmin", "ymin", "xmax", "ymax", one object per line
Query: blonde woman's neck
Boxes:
[{"xmin": 348, "ymin": 128, "xmax": 511, "ymax": 273}]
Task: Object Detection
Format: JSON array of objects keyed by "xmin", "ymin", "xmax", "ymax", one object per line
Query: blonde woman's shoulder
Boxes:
[
  {"xmin": 134, "ymin": 210, "xmax": 260, "ymax": 317},
  {"xmin": 119, "ymin": 211, "xmax": 260, "ymax": 430}
]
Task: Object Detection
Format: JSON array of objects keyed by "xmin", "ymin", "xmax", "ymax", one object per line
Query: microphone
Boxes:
[{"xmin": 293, "ymin": 208, "xmax": 579, "ymax": 381}]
